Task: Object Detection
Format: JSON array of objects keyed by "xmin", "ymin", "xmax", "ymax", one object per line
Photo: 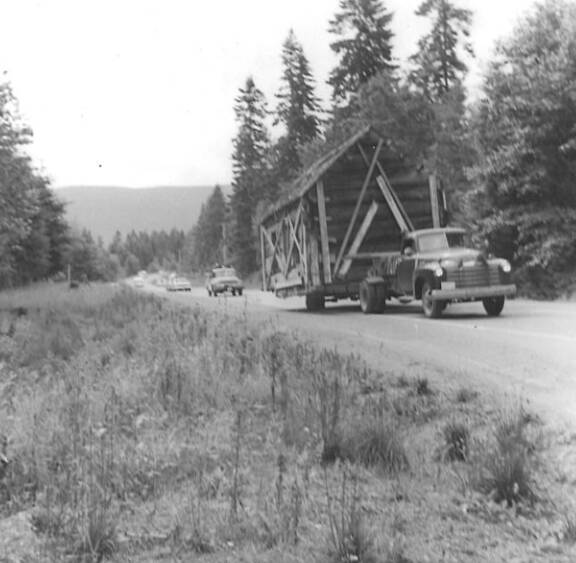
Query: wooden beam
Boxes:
[
  {"xmin": 316, "ymin": 181, "xmax": 332, "ymax": 284},
  {"xmin": 309, "ymin": 233, "xmax": 321, "ymax": 286},
  {"xmin": 339, "ymin": 201, "xmax": 379, "ymax": 277},
  {"xmin": 429, "ymin": 174, "xmax": 440, "ymax": 228},
  {"xmin": 260, "ymin": 226, "xmax": 267, "ymax": 290},
  {"xmin": 333, "ymin": 138, "xmax": 383, "ymax": 277},
  {"xmin": 357, "ymin": 144, "xmax": 414, "ymax": 232}
]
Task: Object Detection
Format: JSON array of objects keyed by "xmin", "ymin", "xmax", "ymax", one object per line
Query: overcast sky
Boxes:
[{"xmin": 1, "ymin": 0, "xmax": 538, "ymax": 189}]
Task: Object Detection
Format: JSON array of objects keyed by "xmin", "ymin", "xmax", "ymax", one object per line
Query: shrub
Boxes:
[
  {"xmin": 455, "ymin": 387, "xmax": 478, "ymax": 403},
  {"xmin": 415, "ymin": 377, "xmax": 432, "ymax": 396},
  {"xmin": 473, "ymin": 409, "xmax": 537, "ymax": 506},
  {"xmin": 442, "ymin": 421, "xmax": 469, "ymax": 462},
  {"xmin": 323, "ymin": 415, "xmax": 408, "ymax": 474}
]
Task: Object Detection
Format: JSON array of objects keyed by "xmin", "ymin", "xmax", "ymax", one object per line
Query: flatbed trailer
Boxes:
[{"xmin": 260, "ymin": 126, "xmax": 448, "ymax": 310}]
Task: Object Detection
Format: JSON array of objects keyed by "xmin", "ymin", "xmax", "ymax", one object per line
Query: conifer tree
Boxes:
[
  {"xmin": 230, "ymin": 77, "xmax": 270, "ymax": 275},
  {"xmin": 274, "ymin": 30, "xmax": 322, "ymax": 183},
  {"xmin": 409, "ymin": 0, "xmax": 473, "ymax": 100},
  {"xmin": 328, "ymin": 0, "xmax": 395, "ymax": 102},
  {"xmin": 190, "ymin": 185, "xmax": 227, "ymax": 270}
]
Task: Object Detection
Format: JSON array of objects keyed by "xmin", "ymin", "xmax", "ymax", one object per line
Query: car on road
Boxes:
[
  {"xmin": 166, "ymin": 276, "xmax": 192, "ymax": 292},
  {"xmin": 206, "ymin": 267, "xmax": 244, "ymax": 296}
]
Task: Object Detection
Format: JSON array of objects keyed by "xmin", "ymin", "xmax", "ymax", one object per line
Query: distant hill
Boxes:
[{"xmin": 55, "ymin": 185, "xmax": 219, "ymax": 243}]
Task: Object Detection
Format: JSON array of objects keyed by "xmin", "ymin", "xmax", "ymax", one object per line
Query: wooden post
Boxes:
[
  {"xmin": 429, "ymin": 174, "xmax": 440, "ymax": 228},
  {"xmin": 339, "ymin": 201, "xmax": 379, "ymax": 277},
  {"xmin": 316, "ymin": 181, "xmax": 332, "ymax": 284},
  {"xmin": 260, "ymin": 226, "xmax": 267, "ymax": 290}
]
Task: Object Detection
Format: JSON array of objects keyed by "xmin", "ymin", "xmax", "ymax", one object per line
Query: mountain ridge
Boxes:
[{"xmin": 55, "ymin": 185, "xmax": 220, "ymax": 243}]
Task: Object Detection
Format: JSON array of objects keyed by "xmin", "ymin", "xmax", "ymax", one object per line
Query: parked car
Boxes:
[
  {"xmin": 206, "ymin": 267, "xmax": 244, "ymax": 296},
  {"xmin": 166, "ymin": 276, "xmax": 192, "ymax": 292}
]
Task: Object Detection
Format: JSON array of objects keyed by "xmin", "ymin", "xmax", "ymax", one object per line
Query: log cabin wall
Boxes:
[{"xmin": 260, "ymin": 126, "xmax": 446, "ymax": 294}]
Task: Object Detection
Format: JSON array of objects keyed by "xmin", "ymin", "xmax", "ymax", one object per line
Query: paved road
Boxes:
[{"xmin": 148, "ymin": 283, "xmax": 576, "ymax": 428}]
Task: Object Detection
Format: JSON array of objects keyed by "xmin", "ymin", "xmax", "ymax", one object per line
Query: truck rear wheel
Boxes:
[
  {"xmin": 421, "ymin": 281, "xmax": 443, "ymax": 319},
  {"xmin": 359, "ymin": 281, "xmax": 385, "ymax": 314},
  {"xmin": 483, "ymin": 296, "xmax": 505, "ymax": 316},
  {"xmin": 305, "ymin": 293, "xmax": 325, "ymax": 311}
]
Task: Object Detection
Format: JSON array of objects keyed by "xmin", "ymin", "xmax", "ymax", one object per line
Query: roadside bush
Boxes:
[
  {"xmin": 323, "ymin": 413, "xmax": 408, "ymax": 474},
  {"xmin": 473, "ymin": 409, "xmax": 537, "ymax": 506},
  {"xmin": 442, "ymin": 420, "xmax": 469, "ymax": 462}
]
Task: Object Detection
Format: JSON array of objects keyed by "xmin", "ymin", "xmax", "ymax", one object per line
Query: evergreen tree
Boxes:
[
  {"xmin": 274, "ymin": 30, "xmax": 322, "ymax": 183},
  {"xmin": 409, "ymin": 0, "xmax": 473, "ymax": 100},
  {"xmin": 0, "ymin": 76, "xmax": 69, "ymax": 287},
  {"xmin": 190, "ymin": 185, "xmax": 227, "ymax": 270},
  {"xmin": 468, "ymin": 0, "xmax": 576, "ymax": 296},
  {"xmin": 230, "ymin": 77, "xmax": 270, "ymax": 275},
  {"xmin": 328, "ymin": 0, "xmax": 395, "ymax": 102}
]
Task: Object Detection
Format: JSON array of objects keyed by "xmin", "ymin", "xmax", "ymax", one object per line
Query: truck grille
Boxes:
[{"xmin": 446, "ymin": 264, "xmax": 501, "ymax": 288}]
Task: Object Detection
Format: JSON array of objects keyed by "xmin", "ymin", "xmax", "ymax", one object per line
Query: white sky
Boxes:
[{"xmin": 0, "ymin": 0, "xmax": 538, "ymax": 188}]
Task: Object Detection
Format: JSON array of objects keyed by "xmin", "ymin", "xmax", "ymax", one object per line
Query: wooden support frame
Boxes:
[
  {"xmin": 282, "ymin": 202, "xmax": 304, "ymax": 278},
  {"xmin": 333, "ymin": 138, "xmax": 383, "ymax": 277},
  {"xmin": 316, "ymin": 181, "xmax": 332, "ymax": 284},
  {"xmin": 262, "ymin": 226, "xmax": 287, "ymax": 287},
  {"xmin": 357, "ymin": 144, "xmax": 415, "ymax": 232},
  {"xmin": 339, "ymin": 201, "xmax": 380, "ymax": 277}
]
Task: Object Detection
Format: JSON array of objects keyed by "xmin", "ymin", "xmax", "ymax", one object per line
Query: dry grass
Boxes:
[{"xmin": 0, "ymin": 283, "xmax": 573, "ymax": 562}]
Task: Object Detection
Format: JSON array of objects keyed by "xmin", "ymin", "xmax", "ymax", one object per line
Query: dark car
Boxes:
[{"xmin": 206, "ymin": 267, "xmax": 244, "ymax": 296}]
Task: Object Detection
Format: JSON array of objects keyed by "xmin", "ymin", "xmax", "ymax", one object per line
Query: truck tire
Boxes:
[
  {"xmin": 305, "ymin": 293, "xmax": 325, "ymax": 311},
  {"xmin": 421, "ymin": 281, "xmax": 443, "ymax": 318},
  {"xmin": 359, "ymin": 281, "xmax": 385, "ymax": 314},
  {"xmin": 483, "ymin": 296, "xmax": 505, "ymax": 316}
]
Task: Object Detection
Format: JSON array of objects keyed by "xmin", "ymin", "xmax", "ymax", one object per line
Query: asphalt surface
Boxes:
[{"xmin": 147, "ymin": 283, "xmax": 576, "ymax": 429}]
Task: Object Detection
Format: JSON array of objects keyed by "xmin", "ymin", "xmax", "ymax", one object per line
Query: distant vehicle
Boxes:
[
  {"xmin": 167, "ymin": 276, "xmax": 192, "ymax": 292},
  {"xmin": 206, "ymin": 267, "xmax": 244, "ymax": 296}
]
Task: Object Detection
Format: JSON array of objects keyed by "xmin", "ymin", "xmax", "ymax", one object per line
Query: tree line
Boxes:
[{"xmin": 192, "ymin": 0, "xmax": 575, "ymax": 297}]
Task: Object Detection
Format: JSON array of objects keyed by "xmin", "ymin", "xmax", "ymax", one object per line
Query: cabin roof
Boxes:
[{"xmin": 261, "ymin": 125, "xmax": 392, "ymax": 223}]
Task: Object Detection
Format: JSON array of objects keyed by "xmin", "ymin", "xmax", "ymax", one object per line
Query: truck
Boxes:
[{"xmin": 259, "ymin": 126, "xmax": 516, "ymax": 318}]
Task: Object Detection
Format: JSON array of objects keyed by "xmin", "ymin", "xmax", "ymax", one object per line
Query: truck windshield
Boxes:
[{"xmin": 417, "ymin": 231, "xmax": 466, "ymax": 252}]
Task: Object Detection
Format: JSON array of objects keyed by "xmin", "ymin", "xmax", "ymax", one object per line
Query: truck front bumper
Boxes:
[{"xmin": 430, "ymin": 284, "xmax": 516, "ymax": 301}]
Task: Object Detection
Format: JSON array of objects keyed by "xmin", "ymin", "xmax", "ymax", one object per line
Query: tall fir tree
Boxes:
[
  {"xmin": 328, "ymin": 0, "xmax": 395, "ymax": 102},
  {"xmin": 274, "ymin": 30, "xmax": 322, "ymax": 184},
  {"xmin": 230, "ymin": 77, "xmax": 270, "ymax": 275},
  {"xmin": 409, "ymin": 0, "xmax": 473, "ymax": 101}
]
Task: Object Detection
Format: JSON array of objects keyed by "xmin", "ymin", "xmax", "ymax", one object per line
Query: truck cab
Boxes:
[{"xmin": 363, "ymin": 228, "xmax": 517, "ymax": 318}]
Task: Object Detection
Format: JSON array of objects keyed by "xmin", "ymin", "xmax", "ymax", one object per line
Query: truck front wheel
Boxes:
[
  {"xmin": 483, "ymin": 296, "xmax": 505, "ymax": 316},
  {"xmin": 421, "ymin": 282, "xmax": 443, "ymax": 319},
  {"xmin": 359, "ymin": 281, "xmax": 385, "ymax": 314}
]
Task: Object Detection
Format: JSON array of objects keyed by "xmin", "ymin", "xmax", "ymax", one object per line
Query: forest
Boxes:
[{"xmin": 1, "ymin": 0, "xmax": 575, "ymax": 297}]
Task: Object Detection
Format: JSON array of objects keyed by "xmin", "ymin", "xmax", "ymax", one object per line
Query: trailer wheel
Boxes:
[
  {"xmin": 305, "ymin": 293, "xmax": 325, "ymax": 312},
  {"xmin": 359, "ymin": 281, "xmax": 384, "ymax": 314}
]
